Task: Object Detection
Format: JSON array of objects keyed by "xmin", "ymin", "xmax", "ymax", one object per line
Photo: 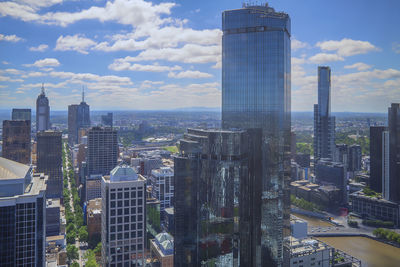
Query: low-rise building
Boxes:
[
  {"xmin": 46, "ymin": 198, "xmax": 61, "ymax": 237},
  {"xmin": 350, "ymin": 190, "xmax": 400, "ymax": 226},
  {"xmin": 150, "ymin": 232, "xmax": 173, "ymax": 267},
  {"xmin": 86, "ymin": 174, "xmax": 102, "ymax": 202},
  {"xmin": 87, "ymin": 198, "xmax": 102, "ymax": 246}
]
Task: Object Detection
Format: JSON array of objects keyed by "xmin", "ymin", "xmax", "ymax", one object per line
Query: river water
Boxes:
[
  {"xmin": 291, "ymin": 212, "xmax": 400, "ymax": 266},
  {"xmin": 318, "ymin": 236, "xmax": 400, "ymax": 267}
]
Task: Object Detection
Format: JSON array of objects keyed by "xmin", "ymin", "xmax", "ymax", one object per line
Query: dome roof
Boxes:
[{"xmin": 155, "ymin": 232, "xmax": 174, "ymax": 255}]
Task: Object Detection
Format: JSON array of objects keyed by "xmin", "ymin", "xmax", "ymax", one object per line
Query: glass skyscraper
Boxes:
[
  {"xmin": 314, "ymin": 66, "xmax": 335, "ymax": 161},
  {"xmin": 222, "ymin": 4, "xmax": 291, "ymax": 266},
  {"xmin": 36, "ymin": 84, "xmax": 50, "ymax": 132}
]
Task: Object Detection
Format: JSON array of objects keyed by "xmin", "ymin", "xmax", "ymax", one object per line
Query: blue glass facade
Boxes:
[
  {"xmin": 314, "ymin": 66, "xmax": 335, "ymax": 161},
  {"xmin": 222, "ymin": 4, "xmax": 291, "ymax": 267}
]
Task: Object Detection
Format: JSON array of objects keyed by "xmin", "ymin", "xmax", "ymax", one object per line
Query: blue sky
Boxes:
[{"xmin": 0, "ymin": 0, "xmax": 399, "ymax": 112}]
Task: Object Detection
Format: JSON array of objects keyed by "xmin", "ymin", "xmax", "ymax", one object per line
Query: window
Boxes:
[
  {"xmin": 118, "ymin": 192, "xmax": 123, "ymax": 199},
  {"xmin": 111, "ymin": 193, "xmax": 116, "ymax": 199},
  {"xmin": 124, "ymin": 192, "xmax": 129, "ymax": 198}
]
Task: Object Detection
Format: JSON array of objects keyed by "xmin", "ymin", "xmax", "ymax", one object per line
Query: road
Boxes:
[{"xmin": 64, "ymin": 143, "xmax": 87, "ymax": 266}]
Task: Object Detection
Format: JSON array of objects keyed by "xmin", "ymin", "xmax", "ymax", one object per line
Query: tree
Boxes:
[
  {"xmin": 84, "ymin": 250, "xmax": 99, "ymax": 267},
  {"xmin": 71, "ymin": 262, "xmax": 80, "ymax": 267},
  {"xmin": 66, "ymin": 230, "xmax": 76, "ymax": 245},
  {"xmin": 67, "ymin": 245, "xmax": 79, "ymax": 262},
  {"xmin": 94, "ymin": 242, "xmax": 102, "ymax": 256},
  {"xmin": 78, "ymin": 226, "xmax": 88, "ymax": 243}
]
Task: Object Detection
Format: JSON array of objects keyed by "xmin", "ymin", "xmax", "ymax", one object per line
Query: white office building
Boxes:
[
  {"xmin": 150, "ymin": 167, "xmax": 174, "ymax": 215},
  {"xmin": 0, "ymin": 157, "xmax": 47, "ymax": 266},
  {"xmin": 101, "ymin": 165, "xmax": 146, "ymax": 267}
]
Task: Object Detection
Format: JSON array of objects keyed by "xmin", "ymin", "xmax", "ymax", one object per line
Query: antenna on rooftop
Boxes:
[
  {"xmin": 41, "ymin": 83, "xmax": 45, "ymax": 95},
  {"xmin": 82, "ymin": 85, "xmax": 85, "ymax": 102}
]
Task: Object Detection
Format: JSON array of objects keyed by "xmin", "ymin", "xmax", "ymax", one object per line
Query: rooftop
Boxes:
[{"xmin": 0, "ymin": 157, "xmax": 30, "ymax": 180}]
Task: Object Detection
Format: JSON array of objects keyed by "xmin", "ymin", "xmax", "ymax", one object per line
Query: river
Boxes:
[
  {"xmin": 318, "ymin": 236, "xmax": 400, "ymax": 267},
  {"xmin": 291, "ymin": 212, "xmax": 400, "ymax": 266}
]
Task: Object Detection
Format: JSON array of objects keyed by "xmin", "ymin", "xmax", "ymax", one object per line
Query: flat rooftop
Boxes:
[{"xmin": 0, "ymin": 157, "xmax": 30, "ymax": 180}]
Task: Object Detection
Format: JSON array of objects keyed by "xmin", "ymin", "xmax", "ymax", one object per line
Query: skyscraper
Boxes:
[
  {"xmin": 370, "ymin": 126, "xmax": 387, "ymax": 193},
  {"xmin": 314, "ymin": 66, "xmax": 335, "ymax": 161},
  {"xmin": 101, "ymin": 165, "xmax": 146, "ymax": 266},
  {"xmin": 221, "ymin": 3, "xmax": 291, "ymax": 266},
  {"xmin": 174, "ymin": 128, "xmax": 249, "ymax": 266},
  {"xmin": 2, "ymin": 120, "xmax": 31, "ymax": 164},
  {"xmin": 382, "ymin": 130, "xmax": 390, "ymax": 200},
  {"xmin": 12, "ymin": 108, "xmax": 31, "ymax": 121},
  {"xmin": 36, "ymin": 84, "xmax": 50, "ymax": 132},
  {"xmin": 0, "ymin": 157, "xmax": 47, "ymax": 266},
  {"xmin": 348, "ymin": 145, "xmax": 362, "ymax": 172},
  {"xmin": 101, "ymin": 112, "xmax": 113, "ymax": 127},
  {"xmin": 68, "ymin": 89, "xmax": 90, "ymax": 146},
  {"xmin": 87, "ymin": 127, "xmax": 118, "ymax": 176},
  {"xmin": 388, "ymin": 103, "xmax": 400, "ymax": 202},
  {"xmin": 37, "ymin": 131, "xmax": 63, "ymax": 198}
]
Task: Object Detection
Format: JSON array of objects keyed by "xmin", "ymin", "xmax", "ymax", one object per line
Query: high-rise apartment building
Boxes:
[
  {"xmin": 150, "ymin": 167, "xmax": 174, "ymax": 217},
  {"xmin": 314, "ymin": 66, "xmax": 336, "ymax": 161},
  {"xmin": 36, "ymin": 84, "xmax": 50, "ymax": 132},
  {"xmin": 68, "ymin": 91, "xmax": 90, "ymax": 146},
  {"xmin": 388, "ymin": 103, "xmax": 400, "ymax": 202},
  {"xmin": 221, "ymin": 4, "xmax": 291, "ymax": 266},
  {"xmin": 12, "ymin": 108, "xmax": 31, "ymax": 121},
  {"xmin": 37, "ymin": 131, "xmax": 63, "ymax": 198},
  {"xmin": 348, "ymin": 145, "xmax": 362, "ymax": 172},
  {"xmin": 2, "ymin": 120, "xmax": 31, "ymax": 164},
  {"xmin": 88, "ymin": 127, "xmax": 118, "ymax": 176},
  {"xmin": 0, "ymin": 157, "xmax": 47, "ymax": 266},
  {"xmin": 101, "ymin": 165, "xmax": 146, "ymax": 267},
  {"xmin": 102, "ymin": 112, "xmax": 113, "ymax": 127},
  {"xmin": 370, "ymin": 126, "xmax": 387, "ymax": 192},
  {"xmin": 382, "ymin": 130, "xmax": 390, "ymax": 200},
  {"xmin": 174, "ymin": 128, "xmax": 249, "ymax": 266}
]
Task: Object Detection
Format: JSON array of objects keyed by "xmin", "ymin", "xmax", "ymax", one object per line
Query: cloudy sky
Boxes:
[{"xmin": 0, "ymin": 0, "xmax": 399, "ymax": 112}]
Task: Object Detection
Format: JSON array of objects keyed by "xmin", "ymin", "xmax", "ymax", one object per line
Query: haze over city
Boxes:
[
  {"xmin": 1, "ymin": 1, "xmax": 400, "ymax": 267},
  {"xmin": 1, "ymin": 0, "xmax": 400, "ymax": 112}
]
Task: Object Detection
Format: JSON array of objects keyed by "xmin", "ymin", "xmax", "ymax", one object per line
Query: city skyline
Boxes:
[{"xmin": 1, "ymin": 0, "xmax": 400, "ymax": 112}]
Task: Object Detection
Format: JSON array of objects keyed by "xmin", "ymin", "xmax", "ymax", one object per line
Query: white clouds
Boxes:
[
  {"xmin": 2, "ymin": 61, "xmax": 10, "ymax": 65},
  {"xmin": 0, "ymin": 33, "xmax": 23, "ymax": 42},
  {"xmin": 292, "ymin": 38, "xmax": 308, "ymax": 51},
  {"xmin": 24, "ymin": 58, "xmax": 60, "ymax": 67},
  {"xmin": 49, "ymin": 71, "xmax": 133, "ymax": 85},
  {"xmin": 393, "ymin": 42, "xmax": 400, "ymax": 54},
  {"xmin": 0, "ymin": 0, "xmax": 176, "ymax": 27},
  {"xmin": 108, "ymin": 61, "xmax": 182, "ymax": 72},
  {"xmin": 344, "ymin": 62, "xmax": 372, "ymax": 71},
  {"xmin": 168, "ymin": 70, "xmax": 213, "ymax": 79},
  {"xmin": 308, "ymin": 53, "xmax": 344, "ymax": 64},
  {"xmin": 55, "ymin": 34, "xmax": 97, "ymax": 54},
  {"xmin": 316, "ymin": 38, "xmax": 380, "ymax": 57},
  {"xmin": 29, "ymin": 44, "xmax": 49, "ymax": 52},
  {"xmin": 124, "ymin": 44, "xmax": 220, "ymax": 64}
]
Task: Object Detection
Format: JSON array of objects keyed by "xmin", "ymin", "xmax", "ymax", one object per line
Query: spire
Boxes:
[
  {"xmin": 82, "ymin": 85, "xmax": 85, "ymax": 103},
  {"xmin": 41, "ymin": 83, "xmax": 45, "ymax": 95}
]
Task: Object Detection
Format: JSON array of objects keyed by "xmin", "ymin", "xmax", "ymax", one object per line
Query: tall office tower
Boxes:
[
  {"xmin": 102, "ymin": 112, "xmax": 113, "ymax": 127},
  {"xmin": 388, "ymin": 103, "xmax": 400, "ymax": 202},
  {"xmin": 334, "ymin": 144, "xmax": 348, "ymax": 170},
  {"xmin": 150, "ymin": 167, "xmax": 174, "ymax": 218},
  {"xmin": 314, "ymin": 66, "xmax": 335, "ymax": 161},
  {"xmin": 37, "ymin": 131, "xmax": 63, "ymax": 198},
  {"xmin": 221, "ymin": 4, "xmax": 291, "ymax": 266},
  {"xmin": 68, "ymin": 90, "xmax": 91, "ymax": 146},
  {"xmin": 101, "ymin": 165, "xmax": 146, "ymax": 267},
  {"xmin": 382, "ymin": 130, "xmax": 390, "ymax": 200},
  {"xmin": 88, "ymin": 127, "xmax": 118, "ymax": 176},
  {"xmin": 12, "ymin": 108, "xmax": 31, "ymax": 121},
  {"xmin": 2, "ymin": 120, "xmax": 31, "ymax": 164},
  {"xmin": 0, "ymin": 157, "xmax": 47, "ymax": 266},
  {"xmin": 370, "ymin": 126, "xmax": 387, "ymax": 192},
  {"xmin": 291, "ymin": 131, "xmax": 297, "ymax": 159},
  {"xmin": 36, "ymin": 84, "xmax": 50, "ymax": 132},
  {"xmin": 174, "ymin": 129, "xmax": 249, "ymax": 266},
  {"xmin": 348, "ymin": 145, "xmax": 362, "ymax": 172}
]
